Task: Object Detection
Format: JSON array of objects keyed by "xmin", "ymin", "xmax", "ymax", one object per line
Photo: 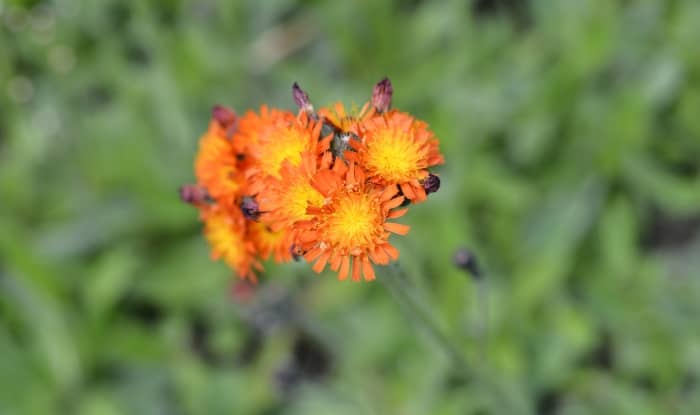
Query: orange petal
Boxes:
[
  {"xmin": 400, "ymin": 182, "xmax": 416, "ymax": 200},
  {"xmin": 351, "ymin": 257, "xmax": 362, "ymax": 282},
  {"xmin": 304, "ymin": 247, "xmax": 323, "ymax": 262},
  {"xmin": 380, "ymin": 184, "xmax": 399, "ymax": 202},
  {"xmin": 330, "ymin": 252, "xmax": 342, "ymax": 271},
  {"xmin": 369, "ymin": 246, "xmax": 390, "ymax": 265},
  {"xmin": 383, "ymin": 244, "xmax": 400, "ymax": 261},
  {"xmin": 387, "ymin": 208, "xmax": 408, "ymax": 219},
  {"xmin": 362, "ymin": 256, "xmax": 376, "ymax": 281},
  {"xmin": 412, "ymin": 184, "xmax": 427, "ymax": 202},
  {"xmin": 312, "ymin": 251, "xmax": 330, "ymax": 273},
  {"xmin": 383, "ymin": 196, "xmax": 404, "ymax": 210},
  {"xmin": 384, "ymin": 222, "xmax": 410, "ymax": 235},
  {"xmin": 338, "ymin": 256, "xmax": 350, "ymax": 280}
]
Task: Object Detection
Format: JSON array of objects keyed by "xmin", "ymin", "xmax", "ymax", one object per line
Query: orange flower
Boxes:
[
  {"xmin": 348, "ymin": 111, "xmax": 444, "ymax": 202},
  {"xmin": 202, "ymin": 205, "xmax": 260, "ymax": 281},
  {"xmin": 299, "ymin": 162, "xmax": 409, "ymax": 282},
  {"xmin": 194, "ymin": 120, "xmax": 245, "ymax": 202}
]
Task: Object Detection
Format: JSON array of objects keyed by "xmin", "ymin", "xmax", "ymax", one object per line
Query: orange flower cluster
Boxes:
[{"xmin": 181, "ymin": 78, "xmax": 444, "ymax": 282}]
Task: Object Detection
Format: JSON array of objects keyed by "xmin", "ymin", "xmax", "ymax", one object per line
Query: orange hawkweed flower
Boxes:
[
  {"xmin": 202, "ymin": 205, "xmax": 260, "ymax": 281},
  {"xmin": 194, "ymin": 119, "xmax": 245, "ymax": 202},
  {"xmin": 349, "ymin": 111, "xmax": 444, "ymax": 202},
  {"xmin": 299, "ymin": 162, "xmax": 410, "ymax": 282}
]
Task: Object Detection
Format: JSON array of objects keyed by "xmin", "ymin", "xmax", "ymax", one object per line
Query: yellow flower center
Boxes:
[
  {"xmin": 257, "ymin": 126, "xmax": 310, "ymax": 178},
  {"xmin": 365, "ymin": 128, "xmax": 424, "ymax": 182},
  {"xmin": 282, "ymin": 180, "xmax": 325, "ymax": 222},
  {"xmin": 325, "ymin": 191, "xmax": 382, "ymax": 251}
]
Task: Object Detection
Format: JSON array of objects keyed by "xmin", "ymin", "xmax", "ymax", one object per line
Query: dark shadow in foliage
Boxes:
[
  {"xmin": 536, "ymin": 388, "xmax": 562, "ymax": 415},
  {"xmin": 118, "ymin": 295, "xmax": 164, "ymax": 327},
  {"xmin": 580, "ymin": 329, "xmax": 614, "ymax": 370},
  {"xmin": 471, "ymin": 0, "xmax": 531, "ymax": 29},
  {"xmin": 274, "ymin": 330, "xmax": 333, "ymax": 398},
  {"xmin": 641, "ymin": 206, "xmax": 700, "ymax": 251}
]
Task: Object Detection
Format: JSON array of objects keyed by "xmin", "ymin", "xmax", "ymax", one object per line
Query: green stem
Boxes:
[
  {"xmin": 381, "ymin": 262, "xmax": 532, "ymax": 414},
  {"xmin": 381, "ymin": 263, "xmax": 469, "ymax": 373}
]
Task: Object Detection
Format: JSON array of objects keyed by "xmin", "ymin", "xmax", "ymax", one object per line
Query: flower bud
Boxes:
[
  {"xmin": 453, "ymin": 248, "xmax": 482, "ymax": 279},
  {"xmin": 371, "ymin": 77, "xmax": 393, "ymax": 113},
  {"xmin": 292, "ymin": 82, "xmax": 314, "ymax": 114},
  {"xmin": 240, "ymin": 196, "xmax": 260, "ymax": 220},
  {"xmin": 179, "ymin": 184, "xmax": 210, "ymax": 205},
  {"xmin": 423, "ymin": 173, "xmax": 441, "ymax": 195},
  {"xmin": 211, "ymin": 105, "xmax": 237, "ymax": 129}
]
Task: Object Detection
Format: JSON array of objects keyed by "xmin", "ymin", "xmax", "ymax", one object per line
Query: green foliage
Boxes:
[{"xmin": 2, "ymin": 0, "xmax": 700, "ymax": 413}]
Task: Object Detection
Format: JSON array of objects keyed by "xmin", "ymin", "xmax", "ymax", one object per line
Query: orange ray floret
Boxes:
[
  {"xmin": 201, "ymin": 205, "xmax": 260, "ymax": 281},
  {"xmin": 300, "ymin": 162, "xmax": 409, "ymax": 282},
  {"xmin": 348, "ymin": 110, "xmax": 444, "ymax": 202}
]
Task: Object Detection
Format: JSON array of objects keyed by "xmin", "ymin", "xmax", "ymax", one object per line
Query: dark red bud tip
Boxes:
[
  {"xmin": 240, "ymin": 196, "xmax": 260, "ymax": 221},
  {"xmin": 292, "ymin": 82, "xmax": 314, "ymax": 114},
  {"xmin": 423, "ymin": 173, "xmax": 441, "ymax": 195},
  {"xmin": 372, "ymin": 77, "xmax": 393, "ymax": 113},
  {"xmin": 211, "ymin": 105, "xmax": 237, "ymax": 128},
  {"xmin": 453, "ymin": 248, "xmax": 482, "ymax": 279},
  {"xmin": 179, "ymin": 184, "xmax": 210, "ymax": 205}
]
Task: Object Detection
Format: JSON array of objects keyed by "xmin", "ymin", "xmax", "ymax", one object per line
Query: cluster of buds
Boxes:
[{"xmin": 181, "ymin": 78, "xmax": 444, "ymax": 282}]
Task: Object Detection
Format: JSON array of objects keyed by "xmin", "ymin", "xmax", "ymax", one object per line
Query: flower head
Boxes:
[
  {"xmin": 299, "ymin": 162, "xmax": 409, "ymax": 281},
  {"xmin": 348, "ymin": 111, "xmax": 444, "ymax": 202}
]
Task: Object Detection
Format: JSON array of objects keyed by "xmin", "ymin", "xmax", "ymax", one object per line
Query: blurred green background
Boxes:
[{"xmin": 2, "ymin": 0, "xmax": 700, "ymax": 414}]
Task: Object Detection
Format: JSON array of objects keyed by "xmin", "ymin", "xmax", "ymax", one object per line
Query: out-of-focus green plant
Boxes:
[{"xmin": 2, "ymin": 1, "xmax": 700, "ymax": 414}]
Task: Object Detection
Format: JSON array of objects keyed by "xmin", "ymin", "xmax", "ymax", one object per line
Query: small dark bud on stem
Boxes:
[
  {"xmin": 179, "ymin": 184, "xmax": 210, "ymax": 205},
  {"xmin": 423, "ymin": 173, "xmax": 441, "ymax": 195},
  {"xmin": 240, "ymin": 196, "xmax": 260, "ymax": 220},
  {"xmin": 453, "ymin": 248, "xmax": 482, "ymax": 279},
  {"xmin": 371, "ymin": 77, "xmax": 393, "ymax": 113},
  {"xmin": 292, "ymin": 82, "xmax": 314, "ymax": 114},
  {"xmin": 211, "ymin": 105, "xmax": 237, "ymax": 129}
]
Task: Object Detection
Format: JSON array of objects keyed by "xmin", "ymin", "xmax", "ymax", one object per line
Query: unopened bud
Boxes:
[
  {"xmin": 371, "ymin": 77, "xmax": 393, "ymax": 113},
  {"xmin": 179, "ymin": 184, "xmax": 210, "ymax": 205},
  {"xmin": 453, "ymin": 248, "xmax": 482, "ymax": 279},
  {"xmin": 423, "ymin": 173, "xmax": 441, "ymax": 195},
  {"xmin": 240, "ymin": 196, "xmax": 260, "ymax": 220},
  {"xmin": 292, "ymin": 82, "xmax": 314, "ymax": 114},
  {"xmin": 211, "ymin": 105, "xmax": 237, "ymax": 129}
]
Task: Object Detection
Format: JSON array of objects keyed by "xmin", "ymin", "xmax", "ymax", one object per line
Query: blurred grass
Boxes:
[{"xmin": 2, "ymin": 0, "xmax": 700, "ymax": 414}]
